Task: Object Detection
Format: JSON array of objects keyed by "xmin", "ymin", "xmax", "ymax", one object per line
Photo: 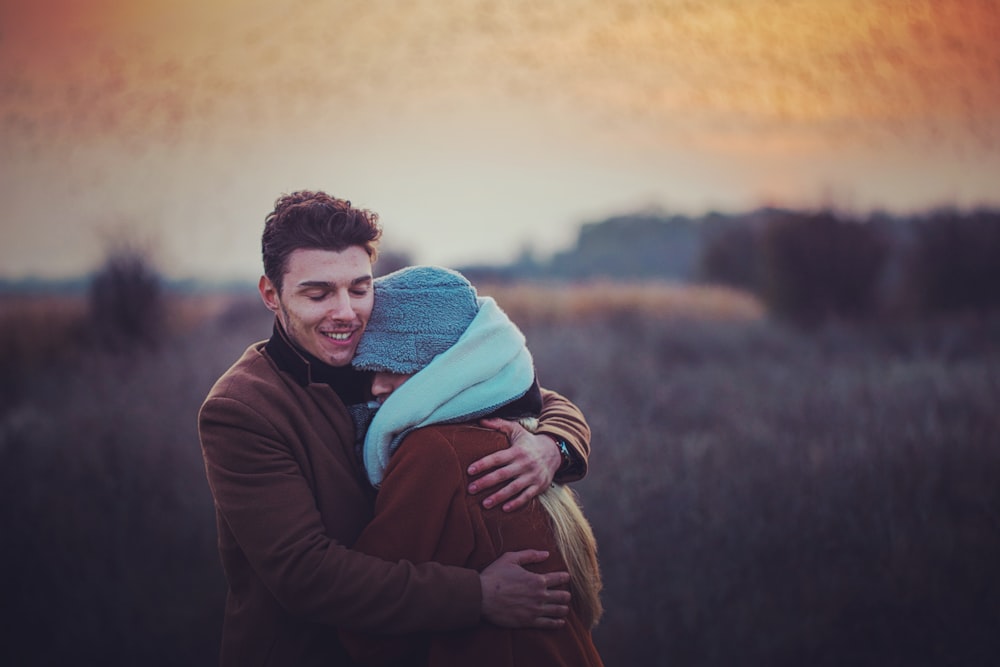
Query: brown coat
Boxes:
[
  {"xmin": 341, "ymin": 424, "xmax": 604, "ymax": 667},
  {"xmin": 198, "ymin": 328, "xmax": 591, "ymax": 667}
]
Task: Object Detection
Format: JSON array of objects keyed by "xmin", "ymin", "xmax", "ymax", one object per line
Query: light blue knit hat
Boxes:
[{"xmin": 353, "ymin": 265, "xmax": 480, "ymax": 374}]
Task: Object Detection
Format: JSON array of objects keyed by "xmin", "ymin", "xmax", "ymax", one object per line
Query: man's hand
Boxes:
[
  {"xmin": 468, "ymin": 418, "xmax": 561, "ymax": 511},
  {"xmin": 480, "ymin": 550, "xmax": 571, "ymax": 629}
]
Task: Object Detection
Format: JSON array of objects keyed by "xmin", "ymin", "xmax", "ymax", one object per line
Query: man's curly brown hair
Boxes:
[{"xmin": 261, "ymin": 190, "xmax": 382, "ymax": 293}]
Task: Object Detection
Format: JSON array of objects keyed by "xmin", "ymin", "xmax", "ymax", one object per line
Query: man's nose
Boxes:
[{"xmin": 325, "ymin": 290, "xmax": 353, "ymax": 319}]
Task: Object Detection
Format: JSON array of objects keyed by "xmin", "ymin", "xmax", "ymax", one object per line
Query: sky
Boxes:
[{"xmin": 2, "ymin": 0, "xmax": 999, "ymax": 281}]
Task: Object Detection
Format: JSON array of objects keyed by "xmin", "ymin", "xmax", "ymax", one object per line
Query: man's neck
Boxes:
[{"xmin": 265, "ymin": 318, "xmax": 369, "ymax": 404}]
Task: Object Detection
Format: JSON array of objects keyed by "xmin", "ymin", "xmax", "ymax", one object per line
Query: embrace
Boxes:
[{"xmin": 198, "ymin": 191, "xmax": 604, "ymax": 666}]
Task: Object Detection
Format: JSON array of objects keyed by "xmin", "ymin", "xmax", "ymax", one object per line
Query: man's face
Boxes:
[{"xmin": 258, "ymin": 246, "xmax": 374, "ymax": 367}]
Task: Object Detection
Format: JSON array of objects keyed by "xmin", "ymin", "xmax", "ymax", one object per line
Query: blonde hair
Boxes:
[
  {"xmin": 519, "ymin": 418, "xmax": 604, "ymax": 628},
  {"xmin": 538, "ymin": 483, "xmax": 604, "ymax": 628}
]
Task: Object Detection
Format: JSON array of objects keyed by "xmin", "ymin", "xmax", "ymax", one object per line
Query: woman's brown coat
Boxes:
[{"xmin": 341, "ymin": 424, "xmax": 603, "ymax": 667}]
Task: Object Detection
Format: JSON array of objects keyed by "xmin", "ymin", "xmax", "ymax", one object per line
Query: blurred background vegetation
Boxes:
[{"xmin": 2, "ymin": 206, "xmax": 999, "ymax": 665}]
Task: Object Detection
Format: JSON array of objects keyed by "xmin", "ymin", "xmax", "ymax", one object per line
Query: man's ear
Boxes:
[{"xmin": 259, "ymin": 275, "xmax": 280, "ymax": 314}]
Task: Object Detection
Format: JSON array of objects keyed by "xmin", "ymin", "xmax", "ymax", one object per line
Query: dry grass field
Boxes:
[
  {"xmin": 481, "ymin": 280, "xmax": 766, "ymax": 325},
  {"xmin": 2, "ymin": 284, "xmax": 999, "ymax": 666}
]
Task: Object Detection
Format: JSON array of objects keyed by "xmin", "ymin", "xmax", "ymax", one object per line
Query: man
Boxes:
[{"xmin": 198, "ymin": 191, "xmax": 591, "ymax": 666}]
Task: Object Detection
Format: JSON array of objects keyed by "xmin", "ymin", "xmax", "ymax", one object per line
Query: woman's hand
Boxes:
[{"xmin": 467, "ymin": 418, "xmax": 561, "ymax": 511}]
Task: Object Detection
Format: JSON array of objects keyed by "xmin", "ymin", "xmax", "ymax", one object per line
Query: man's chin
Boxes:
[
  {"xmin": 321, "ymin": 353, "xmax": 353, "ymax": 368},
  {"xmin": 322, "ymin": 346, "xmax": 360, "ymax": 368},
  {"xmin": 312, "ymin": 335, "xmax": 360, "ymax": 367}
]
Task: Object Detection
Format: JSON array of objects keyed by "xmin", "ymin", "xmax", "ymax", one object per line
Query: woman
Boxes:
[{"xmin": 341, "ymin": 266, "xmax": 604, "ymax": 667}]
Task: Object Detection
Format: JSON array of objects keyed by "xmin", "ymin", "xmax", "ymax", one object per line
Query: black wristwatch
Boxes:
[{"xmin": 554, "ymin": 438, "xmax": 574, "ymax": 472}]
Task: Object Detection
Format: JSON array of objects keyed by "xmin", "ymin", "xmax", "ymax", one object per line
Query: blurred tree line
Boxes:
[
  {"xmin": 699, "ymin": 207, "xmax": 1000, "ymax": 327},
  {"xmin": 461, "ymin": 206, "xmax": 1000, "ymax": 327}
]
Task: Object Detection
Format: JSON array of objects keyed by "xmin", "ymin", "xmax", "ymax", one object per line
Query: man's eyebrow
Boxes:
[{"xmin": 295, "ymin": 276, "xmax": 372, "ymax": 289}]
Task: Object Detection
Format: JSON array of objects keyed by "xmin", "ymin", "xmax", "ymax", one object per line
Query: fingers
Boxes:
[
  {"xmin": 474, "ymin": 473, "xmax": 542, "ymax": 511},
  {"xmin": 526, "ymin": 585, "xmax": 571, "ymax": 628},
  {"xmin": 471, "ymin": 471, "xmax": 523, "ymax": 502},
  {"xmin": 503, "ymin": 548, "xmax": 550, "ymax": 567},
  {"xmin": 493, "ymin": 481, "xmax": 549, "ymax": 512},
  {"xmin": 530, "ymin": 616, "xmax": 568, "ymax": 630},
  {"xmin": 542, "ymin": 569, "xmax": 572, "ymax": 588},
  {"xmin": 468, "ymin": 452, "xmax": 525, "ymax": 495},
  {"xmin": 499, "ymin": 552, "xmax": 570, "ymax": 593},
  {"xmin": 478, "ymin": 417, "xmax": 525, "ymax": 439},
  {"xmin": 495, "ymin": 488, "xmax": 534, "ymax": 512},
  {"xmin": 537, "ymin": 585, "xmax": 571, "ymax": 610},
  {"xmin": 467, "ymin": 447, "xmax": 516, "ymax": 478}
]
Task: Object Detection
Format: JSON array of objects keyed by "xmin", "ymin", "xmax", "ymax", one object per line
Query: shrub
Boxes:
[
  {"xmin": 899, "ymin": 208, "xmax": 1000, "ymax": 316},
  {"xmin": 759, "ymin": 211, "xmax": 890, "ymax": 326},
  {"xmin": 698, "ymin": 221, "xmax": 762, "ymax": 291},
  {"xmin": 88, "ymin": 244, "xmax": 165, "ymax": 349}
]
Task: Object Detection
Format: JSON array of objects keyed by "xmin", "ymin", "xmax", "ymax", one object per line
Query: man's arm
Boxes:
[
  {"xmin": 469, "ymin": 387, "xmax": 591, "ymax": 511},
  {"xmin": 199, "ymin": 393, "xmax": 482, "ymax": 632}
]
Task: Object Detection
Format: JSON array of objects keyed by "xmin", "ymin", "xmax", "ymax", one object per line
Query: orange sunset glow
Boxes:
[{"xmin": 2, "ymin": 0, "xmax": 999, "ymax": 280}]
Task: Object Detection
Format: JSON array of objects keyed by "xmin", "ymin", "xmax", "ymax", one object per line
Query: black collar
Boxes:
[{"xmin": 264, "ymin": 318, "xmax": 370, "ymax": 404}]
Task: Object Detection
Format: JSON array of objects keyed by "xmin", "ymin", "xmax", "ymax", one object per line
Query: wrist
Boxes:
[{"xmin": 549, "ymin": 435, "xmax": 573, "ymax": 473}]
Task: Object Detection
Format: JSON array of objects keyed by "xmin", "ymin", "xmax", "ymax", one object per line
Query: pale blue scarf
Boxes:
[{"xmin": 361, "ymin": 296, "xmax": 534, "ymax": 488}]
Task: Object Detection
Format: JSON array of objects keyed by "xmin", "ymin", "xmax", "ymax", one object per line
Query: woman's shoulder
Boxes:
[{"xmin": 402, "ymin": 424, "xmax": 509, "ymax": 464}]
